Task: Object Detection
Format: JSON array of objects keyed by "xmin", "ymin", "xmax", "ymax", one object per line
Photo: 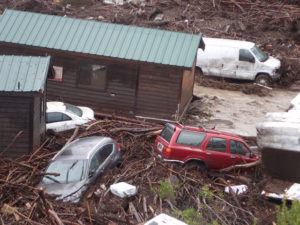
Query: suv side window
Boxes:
[
  {"xmin": 206, "ymin": 137, "xmax": 227, "ymax": 152},
  {"xmin": 230, "ymin": 140, "xmax": 249, "ymax": 156},
  {"xmin": 176, "ymin": 131, "xmax": 206, "ymax": 147},
  {"xmin": 160, "ymin": 125, "xmax": 175, "ymax": 142},
  {"xmin": 239, "ymin": 49, "xmax": 255, "ymax": 63}
]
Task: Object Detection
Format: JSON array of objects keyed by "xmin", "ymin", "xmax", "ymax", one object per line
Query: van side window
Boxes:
[{"xmin": 239, "ymin": 49, "xmax": 255, "ymax": 63}]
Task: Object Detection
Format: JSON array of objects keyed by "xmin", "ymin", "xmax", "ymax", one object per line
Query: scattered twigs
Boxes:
[
  {"xmin": 28, "ymin": 138, "xmax": 49, "ymax": 162},
  {"xmin": 220, "ymin": 160, "xmax": 261, "ymax": 173},
  {"xmin": 63, "ymin": 126, "xmax": 80, "ymax": 147},
  {"xmin": 48, "ymin": 209, "xmax": 64, "ymax": 225},
  {"xmin": 129, "ymin": 202, "xmax": 142, "ymax": 223}
]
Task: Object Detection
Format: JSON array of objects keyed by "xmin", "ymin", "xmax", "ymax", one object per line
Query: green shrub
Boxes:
[
  {"xmin": 276, "ymin": 199, "xmax": 300, "ymax": 225},
  {"xmin": 151, "ymin": 180, "xmax": 178, "ymax": 200},
  {"xmin": 173, "ymin": 208, "xmax": 218, "ymax": 225}
]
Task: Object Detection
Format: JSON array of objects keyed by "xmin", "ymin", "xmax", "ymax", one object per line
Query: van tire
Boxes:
[
  {"xmin": 185, "ymin": 161, "xmax": 206, "ymax": 174},
  {"xmin": 255, "ymin": 74, "xmax": 272, "ymax": 87}
]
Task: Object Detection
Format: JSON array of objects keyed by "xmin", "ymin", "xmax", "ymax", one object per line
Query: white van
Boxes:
[{"xmin": 196, "ymin": 38, "xmax": 281, "ymax": 85}]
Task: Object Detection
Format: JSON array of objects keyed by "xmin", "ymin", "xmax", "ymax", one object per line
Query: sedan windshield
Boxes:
[
  {"xmin": 42, "ymin": 159, "xmax": 87, "ymax": 184},
  {"xmin": 251, "ymin": 45, "xmax": 268, "ymax": 62},
  {"xmin": 65, "ymin": 103, "xmax": 83, "ymax": 117}
]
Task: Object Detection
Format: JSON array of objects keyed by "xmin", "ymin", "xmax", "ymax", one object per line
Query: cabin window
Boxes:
[
  {"xmin": 78, "ymin": 64, "xmax": 107, "ymax": 91},
  {"xmin": 48, "ymin": 66, "xmax": 63, "ymax": 82}
]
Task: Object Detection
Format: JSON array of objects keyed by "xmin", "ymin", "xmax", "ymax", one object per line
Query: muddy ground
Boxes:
[
  {"xmin": 0, "ymin": 0, "xmax": 300, "ymax": 224},
  {"xmin": 183, "ymin": 83, "xmax": 298, "ymax": 137}
]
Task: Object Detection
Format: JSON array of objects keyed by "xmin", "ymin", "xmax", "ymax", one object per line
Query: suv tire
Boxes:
[{"xmin": 185, "ymin": 161, "xmax": 206, "ymax": 174}]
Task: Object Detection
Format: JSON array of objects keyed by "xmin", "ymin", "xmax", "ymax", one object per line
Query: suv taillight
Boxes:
[{"xmin": 165, "ymin": 148, "xmax": 172, "ymax": 157}]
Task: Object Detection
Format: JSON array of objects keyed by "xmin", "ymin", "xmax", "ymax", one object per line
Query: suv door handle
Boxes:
[
  {"xmin": 230, "ymin": 156, "xmax": 236, "ymax": 159},
  {"xmin": 206, "ymin": 152, "xmax": 211, "ymax": 156}
]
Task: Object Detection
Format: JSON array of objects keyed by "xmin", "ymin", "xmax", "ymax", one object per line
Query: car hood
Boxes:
[
  {"xmin": 263, "ymin": 56, "xmax": 281, "ymax": 69},
  {"xmin": 38, "ymin": 180, "xmax": 86, "ymax": 202},
  {"xmin": 78, "ymin": 106, "xmax": 95, "ymax": 120}
]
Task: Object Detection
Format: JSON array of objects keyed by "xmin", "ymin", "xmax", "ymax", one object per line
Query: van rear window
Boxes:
[
  {"xmin": 176, "ymin": 131, "xmax": 206, "ymax": 147},
  {"xmin": 160, "ymin": 126, "xmax": 175, "ymax": 143}
]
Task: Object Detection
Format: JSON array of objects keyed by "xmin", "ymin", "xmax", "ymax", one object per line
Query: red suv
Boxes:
[{"xmin": 154, "ymin": 123, "xmax": 258, "ymax": 170}]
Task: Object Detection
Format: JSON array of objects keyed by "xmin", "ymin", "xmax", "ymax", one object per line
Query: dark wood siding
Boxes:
[
  {"xmin": 179, "ymin": 68, "xmax": 195, "ymax": 114},
  {"xmin": 32, "ymin": 95, "xmax": 45, "ymax": 150},
  {"xmin": 0, "ymin": 96, "xmax": 32, "ymax": 158},
  {"xmin": 0, "ymin": 44, "xmax": 139, "ymax": 115},
  {"xmin": 47, "ymin": 56, "xmax": 138, "ymax": 115},
  {"xmin": 0, "ymin": 43, "xmax": 195, "ymax": 119},
  {"xmin": 136, "ymin": 64, "xmax": 182, "ymax": 119}
]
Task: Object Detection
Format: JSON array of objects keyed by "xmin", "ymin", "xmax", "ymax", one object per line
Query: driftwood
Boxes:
[{"xmin": 220, "ymin": 160, "xmax": 261, "ymax": 173}]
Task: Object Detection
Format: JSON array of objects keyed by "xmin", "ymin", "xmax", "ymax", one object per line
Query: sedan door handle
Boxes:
[
  {"xmin": 206, "ymin": 152, "xmax": 211, "ymax": 156},
  {"xmin": 230, "ymin": 156, "xmax": 236, "ymax": 159}
]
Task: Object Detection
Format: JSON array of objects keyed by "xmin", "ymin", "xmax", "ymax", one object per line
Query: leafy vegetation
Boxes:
[{"xmin": 276, "ymin": 200, "xmax": 300, "ymax": 225}]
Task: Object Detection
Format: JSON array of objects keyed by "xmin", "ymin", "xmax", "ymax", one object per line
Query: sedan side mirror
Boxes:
[{"xmin": 88, "ymin": 170, "xmax": 95, "ymax": 178}]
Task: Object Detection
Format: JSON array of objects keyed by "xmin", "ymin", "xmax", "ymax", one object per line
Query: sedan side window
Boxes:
[
  {"xmin": 239, "ymin": 49, "xmax": 255, "ymax": 63},
  {"xmin": 206, "ymin": 137, "xmax": 227, "ymax": 152},
  {"xmin": 230, "ymin": 140, "xmax": 249, "ymax": 156},
  {"xmin": 46, "ymin": 112, "xmax": 72, "ymax": 123},
  {"xmin": 89, "ymin": 153, "xmax": 101, "ymax": 174},
  {"xmin": 99, "ymin": 144, "xmax": 113, "ymax": 163}
]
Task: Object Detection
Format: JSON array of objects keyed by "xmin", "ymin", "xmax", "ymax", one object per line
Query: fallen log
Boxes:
[{"xmin": 220, "ymin": 160, "xmax": 261, "ymax": 173}]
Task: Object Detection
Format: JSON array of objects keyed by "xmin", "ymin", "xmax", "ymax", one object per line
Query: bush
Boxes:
[{"xmin": 276, "ymin": 199, "xmax": 300, "ymax": 225}]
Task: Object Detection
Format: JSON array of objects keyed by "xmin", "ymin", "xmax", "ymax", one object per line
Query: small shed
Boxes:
[
  {"xmin": 0, "ymin": 9, "xmax": 204, "ymax": 120},
  {"xmin": 0, "ymin": 55, "xmax": 50, "ymax": 158}
]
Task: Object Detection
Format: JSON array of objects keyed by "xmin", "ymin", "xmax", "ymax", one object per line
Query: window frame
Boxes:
[
  {"xmin": 48, "ymin": 65, "xmax": 63, "ymax": 82},
  {"xmin": 77, "ymin": 62, "xmax": 108, "ymax": 91},
  {"xmin": 229, "ymin": 140, "xmax": 250, "ymax": 156},
  {"xmin": 46, "ymin": 112, "xmax": 72, "ymax": 124},
  {"xmin": 176, "ymin": 130, "xmax": 206, "ymax": 147},
  {"xmin": 206, "ymin": 137, "xmax": 227, "ymax": 153},
  {"xmin": 239, "ymin": 49, "xmax": 255, "ymax": 63}
]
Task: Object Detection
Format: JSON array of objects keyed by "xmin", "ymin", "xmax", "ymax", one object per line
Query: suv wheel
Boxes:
[{"xmin": 185, "ymin": 161, "xmax": 206, "ymax": 174}]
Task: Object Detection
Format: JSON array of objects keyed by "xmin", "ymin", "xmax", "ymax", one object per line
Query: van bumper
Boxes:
[{"xmin": 271, "ymin": 71, "xmax": 281, "ymax": 81}]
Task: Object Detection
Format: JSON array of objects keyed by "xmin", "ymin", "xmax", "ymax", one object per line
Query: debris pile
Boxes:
[{"xmin": 0, "ymin": 118, "xmax": 276, "ymax": 224}]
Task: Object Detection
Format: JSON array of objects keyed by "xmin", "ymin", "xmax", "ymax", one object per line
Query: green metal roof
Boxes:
[
  {"xmin": 0, "ymin": 55, "xmax": 50, "ymax": 92},
  {"xmin": 0, "ymin": 9, "xmax": 202, "ymax": 68}
]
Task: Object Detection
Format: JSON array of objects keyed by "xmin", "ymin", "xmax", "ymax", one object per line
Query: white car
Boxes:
[{"xmin": 46, "ymin": 102, "xmax": 95, "ymax": 132}]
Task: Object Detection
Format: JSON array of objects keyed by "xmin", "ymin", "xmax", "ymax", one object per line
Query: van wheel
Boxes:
[
  {"xmin": 185, "ymin": 161, "xmax": 206, "ymax": 174},
  {"xmin": 255, "ymin": 74, "xmax": 272, "ymax": 87}
]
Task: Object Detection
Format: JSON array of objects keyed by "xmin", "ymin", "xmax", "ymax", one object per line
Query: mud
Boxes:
[{"xmin": 183, "ymin": 85, "xmax": 297, "ymax": 137}]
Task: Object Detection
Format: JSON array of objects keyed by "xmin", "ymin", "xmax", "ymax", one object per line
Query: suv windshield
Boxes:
[
  {"xmin": 65, "ymin": 103, "xmax": 83, "ymax": 117},
  {"xmin": 251, "ymin": 45, "xmax": 268, "ymax": 62},
  {"xmin": 42, "ymin": 159, "xmax": 87, "ymax": 184},
  {"xmin": 160, "ymin": 124, "xmax": 175, "ymax": 142}
]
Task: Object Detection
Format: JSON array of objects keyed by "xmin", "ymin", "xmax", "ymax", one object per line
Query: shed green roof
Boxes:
[
  {"xmin": 0, "ymin": 55, "xmax": 50, "ymax": 92},
  {"xmin": 0, "ymin": 9, "xmax": 202, "ymax": 68}
]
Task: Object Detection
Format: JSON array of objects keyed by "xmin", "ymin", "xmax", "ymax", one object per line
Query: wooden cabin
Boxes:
[
  {"xmin": 0, "ymin": 9, "xmax": 204, "ymax": 120},
  {"xmin": 0, "ymin": 55, "xmax": 50, "ymax": 158}
]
